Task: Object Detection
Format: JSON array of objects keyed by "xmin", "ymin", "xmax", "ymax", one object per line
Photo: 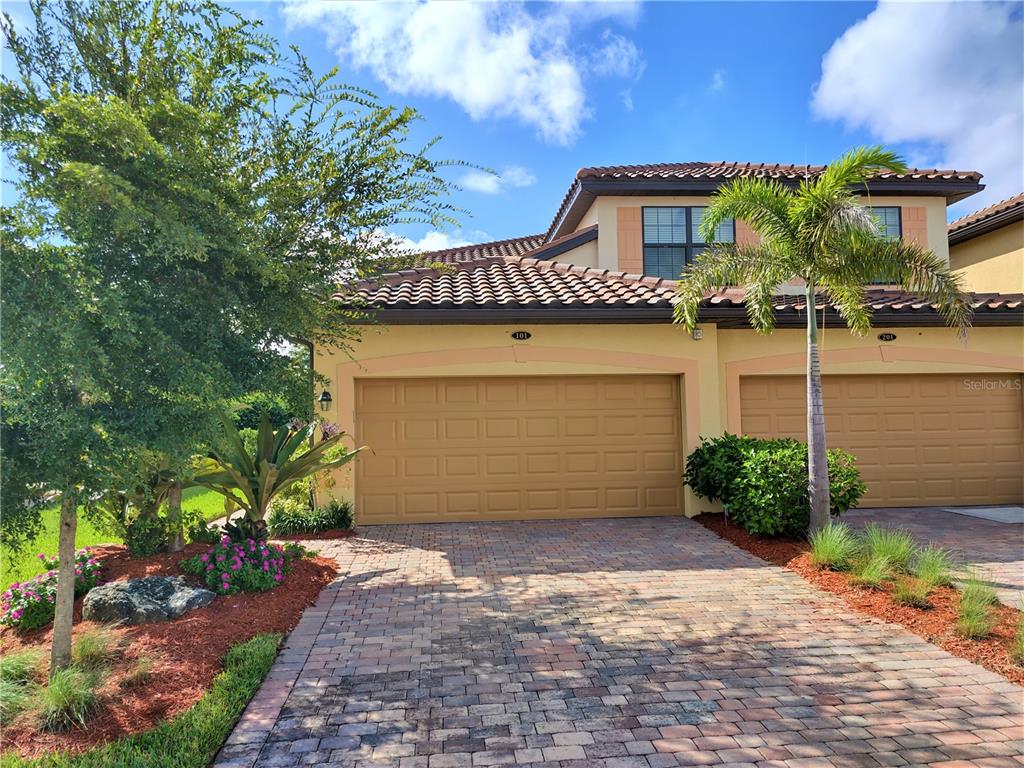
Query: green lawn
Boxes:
[{"xmin": 0, "ymin": 489, "xmax": 223, "ymax": 591}]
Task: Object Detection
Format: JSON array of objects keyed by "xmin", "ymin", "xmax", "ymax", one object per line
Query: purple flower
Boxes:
[{"xmin": 320, "ymin": 422, "xmax": 342, "ymax": 440}]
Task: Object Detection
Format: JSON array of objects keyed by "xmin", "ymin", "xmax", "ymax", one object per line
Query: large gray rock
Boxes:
[{"xmin": 82, "ymin": 576, "xmax": 215, "ymax": 624}]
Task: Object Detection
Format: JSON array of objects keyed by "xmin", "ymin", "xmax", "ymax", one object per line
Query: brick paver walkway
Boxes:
[
  {"xmin": 845, "ymin": 508, "xmax": 1024, "ymax": 608},
  {"xmin": 215, "ymin": 518, "xmax": 1024, "ymax": 768}
]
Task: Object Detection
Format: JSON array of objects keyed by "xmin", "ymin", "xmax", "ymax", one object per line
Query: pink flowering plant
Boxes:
[
  {"xmin": 182, "ymin": 535, "xmax": 306, "ymax": 595},
  {"xmin": 1, "ymin": 548, "xmax": 102, "ymax": 631}
]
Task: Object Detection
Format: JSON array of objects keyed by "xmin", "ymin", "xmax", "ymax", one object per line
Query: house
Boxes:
[
  {"xmin": 316, "ymin": 162, "xmax": 1024, "ymax": 525},
  {"xmin": 949, "ymin": 193, "xmax": 1024, "ymax": 293}
]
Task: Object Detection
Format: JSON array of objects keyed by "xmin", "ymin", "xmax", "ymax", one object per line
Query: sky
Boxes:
[{"xmin": 4, "ymin": 1, "xmax": 1022, "ymax": 251}]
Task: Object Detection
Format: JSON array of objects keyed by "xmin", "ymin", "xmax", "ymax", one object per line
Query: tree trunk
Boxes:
[
  {"xmin": 805, "ymin": 282, "xmax": 831, "ymax": 534},
  {"xmin": 50, "ymin": 489, "xmax": 78, "ymax": 676},
  {"xmin": 167, "ymin": 480, "xmax": 184, "ymax": 552}
]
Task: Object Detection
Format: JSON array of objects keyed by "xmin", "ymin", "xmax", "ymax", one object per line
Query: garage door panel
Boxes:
[
  {"xmin": 356, "ymin": 375, "xmax": 682, "ymax": 524},
  {"xmin": 740, "ymin": 373, "xmax": 1023, "ymax": 507}
]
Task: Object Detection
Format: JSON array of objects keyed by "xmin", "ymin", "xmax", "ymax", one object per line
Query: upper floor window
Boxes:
[
  {"xmin": 869, "ymin": 206, "xmax": 901, "ymax": 239},
  {"xmin": 641, "ymin": 207, "xmax": 735, "ymax": 279}
]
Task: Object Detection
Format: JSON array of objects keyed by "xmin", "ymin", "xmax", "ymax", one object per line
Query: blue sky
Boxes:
[
  {"xmin": 4, "ymin": 1, "xmax": 1021, "ymax": 250},
  {"xmin": 254, "ymin": 0, "xmax": 1022, "ymax": 249}
]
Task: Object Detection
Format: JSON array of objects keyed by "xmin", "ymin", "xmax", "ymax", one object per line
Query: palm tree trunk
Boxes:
[
  {"xmin": 806, "ymin": 282, "xmax": 831, "ymax": 533},
  {"xmin": 50, "ymin": 489, "xmax": 78, "ymax": 676},
  {"xmin": 167, "ymin": 480, "xmax": 184, "ymax": 552}
]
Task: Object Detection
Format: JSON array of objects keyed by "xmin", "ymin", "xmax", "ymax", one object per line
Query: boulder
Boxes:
[{"xmin": 82, "ymin": 576, "xmax": 215, "ymax": 624}]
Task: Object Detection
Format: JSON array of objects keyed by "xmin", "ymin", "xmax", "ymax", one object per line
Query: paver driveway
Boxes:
[{"xmin": 215, "ymin": 518, "xmax": 1024, "ymax": 768}]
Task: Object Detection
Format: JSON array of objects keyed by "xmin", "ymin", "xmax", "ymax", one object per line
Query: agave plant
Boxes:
[{"xmin": 192, "ymin": 415, "xmax": 362, "ymax": 523}]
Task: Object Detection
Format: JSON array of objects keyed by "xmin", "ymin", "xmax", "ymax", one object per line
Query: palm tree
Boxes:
[{"xmin": 674, "ymin": 147, "xmax": 971, "ymax": 533}]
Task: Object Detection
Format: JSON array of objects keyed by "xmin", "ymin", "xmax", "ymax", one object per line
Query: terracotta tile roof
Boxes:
[
  {"xmin": 576, "ymin": 162, "xmax": 982, "ymax": 183},
  {"xmin": 948, "ymin": 192, "xmax": 1024, "ymax": 243},
  {"xmin": 342, "ymin": 256, "xmax": 1022, "ymax": 326},
  {"xmin": 548, "ymin": 160, "xmax": 985, "ymax": 240},
  {"xmin": 416, "ymin": 233, "xmax": 545, "ymax": 263},
  {"xmin": 349, "ymin": 255, "xmax": 675, "ymax": 309}
]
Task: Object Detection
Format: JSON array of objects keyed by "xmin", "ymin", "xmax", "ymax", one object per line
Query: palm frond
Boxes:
[
  {"xmin": 699, "ymin": 177, "xmax": 796, "ymax": 244},
  {"xmin": 814, "ymin": 145, "xmax": 906, "ymax": 194},
  {"xmin": 834, "ymin": 233, "xmax": 973, "ymax": 337},
  {"xmin": 817, "ymin": 279, "xmax": 871, "ymax": 336},
  {"xmin": 673, "ymin": 243, "xmax": 791, "ymax": 332}
]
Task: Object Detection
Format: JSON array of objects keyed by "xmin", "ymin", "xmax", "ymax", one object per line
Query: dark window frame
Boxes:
[
  {"xmin": 868, "ymin": 205, "xmax": 903, "ymax": 239},
  {"xmin": 641, "ymin": 206, "xmax": 734, "ymax": 279}
]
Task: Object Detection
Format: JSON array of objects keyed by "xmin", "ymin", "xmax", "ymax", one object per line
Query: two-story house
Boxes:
[
  {"xmin": 316, "ymin": 162, "xmax": 1024, "ymax": 524},
  {"xmin": 949, "ymin": 192, "xmax": 1024, "ymax": 294}
]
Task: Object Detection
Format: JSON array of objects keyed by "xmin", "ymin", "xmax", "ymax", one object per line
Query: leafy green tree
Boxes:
[
  {"xmin": 673, "ymin": 147, "xmax": 971, "ymax": 533},
  {"xmin": 1, "ymin": 0, "xmax": 458, "ymax": 673}
]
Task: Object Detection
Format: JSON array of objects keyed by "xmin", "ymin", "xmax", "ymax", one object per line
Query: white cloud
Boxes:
[
  {"xmin": 283, "ymin": 1, "xmax": 642, "ymax": 145},
  {"xmin": 708, "ymin": 68, "xmax": 726, "ymax": 93},
  {"xmin": 460, "ymin": 165, "xmax": 537, "ymax": 195},
  {"xmin": 813, "ymin": 1, "xmax": 1023, "ymax": 210},
  {"xmin": 394, "ymin": 229, "xmax": 491, "ymax": 253},
  {"xmin": 588, "ymin": 30, "xmax": 645, "ymax": 79}
]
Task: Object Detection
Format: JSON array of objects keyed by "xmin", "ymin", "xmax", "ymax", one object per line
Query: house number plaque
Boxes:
[
  {"xmin": 877, "ymin": 333, "xmax": 897, "ymax": 342},
  {"xmin": 511, "ymin": 331, "xmax": 532, "ymax": 340}
]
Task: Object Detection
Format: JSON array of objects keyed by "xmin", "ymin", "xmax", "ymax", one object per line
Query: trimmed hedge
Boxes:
[
  {"xmin": 684, "ymin": 434, "xmax": 866, "ymax": 537},
  {"xmin": 267, "ymin": 498, "xmax": 354, "ymax": 537}
]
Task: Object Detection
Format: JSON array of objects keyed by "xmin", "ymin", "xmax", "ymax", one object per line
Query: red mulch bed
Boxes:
[
  {"xmin": 0, "ymin": 542, "xmax": 337, "ymax": 759},
  {"xmin": 695, "ymin": 513, "xmax": 1024, "ymax": 685},
  {"xmin": 272, "ymin": 528, "xmax": 356, "ymax": 542}
]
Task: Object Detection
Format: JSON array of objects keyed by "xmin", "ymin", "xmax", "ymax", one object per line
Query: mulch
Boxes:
[
  {"xmin": 695, "ymin": 513, "xmax": 1024, "ymax": 686},
  {"xmin": 0, "ymin": 542, "xmax": 338, "ymax": 760}
]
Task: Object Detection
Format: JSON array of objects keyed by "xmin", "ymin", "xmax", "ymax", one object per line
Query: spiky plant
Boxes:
[{"xmin": 673, "ymin": 147, "xmax": 971, "ymax": 533}]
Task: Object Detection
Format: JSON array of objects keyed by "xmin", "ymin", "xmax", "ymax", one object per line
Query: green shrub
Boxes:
[
  {"xmin": 234, "ymin": 392, "xmax": 291, "ymax": 430},
  {"xmin": 861, "ymin": 524, "xmax": 917, "ymax": 573},
  {"xmin": 181, "ymin": 537, "xmax": 303, "ymax": 595},
  {"xmin": 38, "ymin": 668, "xmax": 100, "ymax": 732},
  {"xmin": 956, "ymin": 576, "xmax": 998, "ymax": 639},
  {"xmin": 72, "ymin": 628, "xmax": 120, "ymax": 669},
  {"xmin": 726, "ymin": 440, "xmax": 866, "ymax": 538},
  {"xmin": 809, "ymin": 522, "xmax": 859, "ymax": 571},
  {"xmin": 1011, "ymin": 610, "xmax": 1024, "ymax": 666},
  {"xmin": 915, "ymin": 546, "xmax": 955, "ymax": 588},
  {"xmin": 2, "ymin": 634, "xmax": 281, "ymax": 768},
  {"xmin": 268, "ymin": 498, "xmax": 354, "ymax": 536},
  {"xmin": 682, "ymin": 433, "xmax": 756, "ymax": 505},
  {"xmin": 185, "ymin": 515, "xmax": 220, "ymax": 546},
  {"xmin": 0, "ymin": 677, "xmax": 32, "ymax": 724},
  {"xmin": 850, "ymin": 556, "xmax": 891, "ymax": 589},
  {"xmin": 123, "ymin": 514, "xmax": 170, "ymax": 557},
  {"xmin": 892, "ymin": 576, "xmax": 932, "ymax": 608},
  {"xmin": 0, "ymin": 649, "xmax": 41, "ymax": 684}
]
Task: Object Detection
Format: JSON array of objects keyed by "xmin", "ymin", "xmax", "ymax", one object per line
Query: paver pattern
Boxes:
[
  {"xmin": 845, "ymin": 508, "xmax": 1024, "ymax": 608},
  {"xmin": 215, "ymin": 517, "xmax": 1024, "ymax": 768}
]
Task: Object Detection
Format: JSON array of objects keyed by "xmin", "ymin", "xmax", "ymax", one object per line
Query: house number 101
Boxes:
[{"xmin": 511, "ymin": 330, "xmax": 532, "ymax": 340}]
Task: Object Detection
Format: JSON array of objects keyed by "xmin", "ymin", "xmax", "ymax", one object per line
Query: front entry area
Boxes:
[
  {"xmin": 740, "ymin": 373, "xmax": 1024, "ymax": 507},
  {"xmin": 354, "ymin": 375, "xmax": 683, "ymax": 524}
]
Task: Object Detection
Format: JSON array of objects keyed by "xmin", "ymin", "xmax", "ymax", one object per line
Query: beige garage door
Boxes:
[
  {"xmin": 740, "ymin": 374, "xmax": 1023, "ymax": 507},
  {"xmin": 355, "ymin": 375, "xmax": 683, "ymax": 524}
]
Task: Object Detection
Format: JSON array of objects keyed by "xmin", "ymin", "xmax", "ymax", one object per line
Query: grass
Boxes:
[
  {"xmin": 808, "ymin": 522, "xmax": 859, "ymax": 571},
  {"xmin": 119, "ymin": 657, "xmax": 153, "ymax": 689},
  {"xmin": 0, "ymin": 678, "xmax": 33, "ymax": 724},
  {"xmin": 3, "ymin": 633, "xmax": 282, "ymax": 767},
  {"xmin": 892, "ymin": 576, "xmax": 932, "ymax": 609},
  {"xmin": 37, "ymin": 668, "xmax": 100, "ymax": 732},
  {"xmin": 956, "ymin": 576, "xmax": 999, "ymax": 639},
  {"xmin": 1012, "ymin": 607, "xmax": 1024, "ymax": 666},
  {"xmin": 849, "ymin": 555, "xmax": 891, "ymax": 589},
  {"xmin": 861, "ymin": 524, "xmax": 917, "ymax": 573},
  {"xmin": 0, "ymin": 489, "xmax": 222, "ymax": 591},
  {"xmin": 914, "ymin": 545, "xmax": 956, "ymax": 588},
  {"xmin": 0, "ymin": 649, "xmax": 42, "ymax": 684},
  {"xmin": 72, "ymin": 629, "xmax": 121, "ymax": 670}
]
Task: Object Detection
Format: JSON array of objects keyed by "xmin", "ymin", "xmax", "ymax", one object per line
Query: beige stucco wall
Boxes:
[
  {"xmin": 548, "ymin": 239, "xmax": 599, "ymax": 267},
  {"xmin": 315, "ymin": 321, "xmax": 1023, "ymax": 518},
  {"xmin": 572, "ymin": 194, "xmax": 950, "ymax": 272},
  {"xmin": 950, "ymin": 221, "xmax": 1024, "ymax": 293}
]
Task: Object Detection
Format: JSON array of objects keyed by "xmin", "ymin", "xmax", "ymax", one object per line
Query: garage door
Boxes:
[
  {"xmin": 355, "ymin": 375, "xmax": 683, "ymax": 524},
  {"xmin": 740, "ymin": 374, "xmax": 1023, "ymax": 507}
]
